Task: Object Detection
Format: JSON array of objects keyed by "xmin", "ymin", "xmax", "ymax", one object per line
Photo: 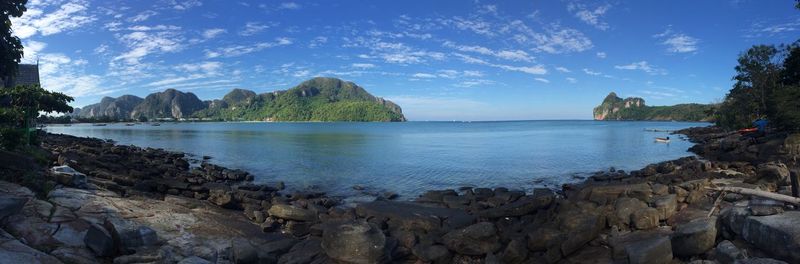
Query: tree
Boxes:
[
  {"xmin": 0, "ymin": 0, "xmax": 27, "ymax": 81},
  {"xmin": 0, "ymin": 85, "xmax": 73, "ymax": 149},
  {"xmin": 732, "ymin": 45, "xmax": 783, "ymax": 118}
]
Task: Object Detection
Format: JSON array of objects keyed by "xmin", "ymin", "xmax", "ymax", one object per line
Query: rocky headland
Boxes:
[{"xmin": 1, "ymin": 127, "xmax": 799, "ymax": 263}]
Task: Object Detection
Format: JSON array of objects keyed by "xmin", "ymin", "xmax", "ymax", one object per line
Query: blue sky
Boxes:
[{"xmin": 11, "ymin": 0, "xmax": 800, "ymax": 121}]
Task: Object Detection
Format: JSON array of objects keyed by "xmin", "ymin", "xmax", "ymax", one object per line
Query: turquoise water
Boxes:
[{"xmin": 46, "ymin": 121, "xmax": 705, "ymax": 198}]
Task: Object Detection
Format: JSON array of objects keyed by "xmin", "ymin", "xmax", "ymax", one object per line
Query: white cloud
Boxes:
[
  {"xmin": 11, "ymin": 0, "xmax": 96, "ymax": 39},
  {"xmin": 171, "ymin": 0, "xmax": 202, "ymax": 10},
  {"xmin": 596, "ymin": 52, "xmax": 607, "ymax": 58},
  {"xmin": 308, "ymin": 36, "xmax": 328, "ymax": 48},
  {"xmin": 583, "ymin": 68, "xmax": 601, "ymax": 76},
  {"xmin": 239, "ymin": 22, "xmax": 272, "ymax": 36},
  {"xmin": 443, "ymin": 41, "xmax": 534, "ymax": 62},
  {"xmin": 654, "ymin": 28, "xmax": 699, "ymax": 53},
  {"xmin": 351, "ymin": 63, "xmax": 376, "ymax": 69},
  {"xmin": 555, "ymin": 67, "xmax": 571, "ymax": 73},
  {"xmin": 455, "ymin": 53, "xmax": 547, "ymax": 75},
  {"xmin": 534, "ymin": 78, "xmax": 550, "ymax": 83},
  {"xmin": 511, "ymin": 21, "xmax": 593, "ymax": 54},
  {"xmin": 205, "ymin": 37, "xmax": 292, "ymax": 58},
  {"xmin": 202, "ymin": 28, "xmax": 226, "ymax": 39},
  {"xmin": 567, "ymin": 3, "xmax": 611, "ymax": 30},
  {"xmin": 566, "ymin": 77, "xmax": 577, "ymax": 83},
  {"xmin": 463, "ymin": 70, "xmax": 484, "ymax": 77},
  {"xmin": 113, "ymin": 30, "xmax": 184, "ymax": 65},
  {"xmin": 279, "ymin": 2, "xmax": 301, "ymax": 10},
  {"xmin": 412, "ymin": 73, "xmax": 437, "ymax": 79},
  {"xmin": 129, "ymin": 10, "xmax": 157, "ymax": 22},
  {"xmin": 746, "ymin": 18, "xmax": 800, "ymax": 38},
  {"xmin": 454, "ymin": 79, "xmax": 495, "ymax": 88},
  {"xmin": 614, "ymin": 61, "xmax": 668, "ymax": 75},
  {"xmin": 175, "ymin": 61, "xmax": 222, "ymax": 73}
]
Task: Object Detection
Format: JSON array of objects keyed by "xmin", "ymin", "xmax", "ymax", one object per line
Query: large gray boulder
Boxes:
[
  {"xmin": 50, "ymin": 165, "xmax": 88, "ymax": 189},
  {"xmin": 754, "ymin": 162, "xmax": 790, "ymax": 185},
  {"xmin": 477, "ymin": 189, "xmax": 553, "ymax": 218},
  {"xmin": 321, "ymin": 220, "xmax": 387, "ymax": 264},
  {"xmin": 0, "ymin": 194, "xmax": 27, "ymax": 220},
  {"xmin": 103, "ymin": 217, "xmax": 159, "ymax": 254},
  {"xmin": 671, "ymin": 218, "xmax": 717, "ymax": 257},
  {"xmin": 411, "ymin": 244, "xmax": 451, "ymax": 263},
  {"xmin": 267, "ymin": 204, "xmax": 317, "ymax": 222},
  {"xmin": 355, "ymin": 201, "xmax": 474, "ymax": 233},
  {"xmin": 734, "ymin": 211, "xmax": 800, "ymax": 262},
  {"xmin": 442, "ymin": 222, "xmax": 501, "ymax": 255},
  {"xmin": 84, "ymin": 223, "xmax": 114, "ymax": 257},
  {"xmin": 625, "ymin": 236, "xmax": 673, "ymax": 264}
]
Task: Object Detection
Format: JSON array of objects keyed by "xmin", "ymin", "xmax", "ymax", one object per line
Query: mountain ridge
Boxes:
[{"xmin": 73, "ymin": 77, "xmax": 406, "ymax": 122}]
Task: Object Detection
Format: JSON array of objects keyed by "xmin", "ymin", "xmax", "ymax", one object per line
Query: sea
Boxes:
[{"xmin": 45, "ymin": 120, "xmax": 707, "ymax": 199}]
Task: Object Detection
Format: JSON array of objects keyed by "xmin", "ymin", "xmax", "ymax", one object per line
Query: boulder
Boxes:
[
  {"xmin": 500, "ymin": 238, "xmax": 528, "ymax": 264},
  {"xmin": 84, "ymin": 223, "xmax": 115, "ymax": 257},
  {"xmin": 231, "ymin": 238, "xmax": 258, "ymax": 264},
  {"xmin": 632, "ymin": 208, "xmax": 660, "ymax": 230},
  {"xmin": 715, "ymin": 240, "xmax": 743, "ymax": 264},
  {"xmin": 625, "ymin": 236, "xmax": 673, "ymax": 264},
  {"xmin": 442, "ymin": 222, "xmax": 501, "ymax": 255},
  {"xmin": 50, "ymin": 165, "xmax": 88, "ymax": 189},
  {"xmin": 653, "ymin": 194, "xmax": 678, "ymax": 220},
  {"xmin": 585, "ymin": 183, "xmax": 652, "ymax": 205},
  {"xmin": 733, "ymin": 258, "xmax": 789, "ymax": 264},
  {"xmin": 671, "ymin": 218, "xmax": 717, "ymax": 257},
  {"xmin": 103, "ymin": 217, "xmax": 159, "ymax": 254},
  {"xmin": 610, "ymin": 197, "xmax": 648, "ymax": 228},
  {"xmin": 178, "ymin": 256, "xmax": 212, "ymax": 264},
  {"xmin": 412, "ymin": 244, "xmax": 451, "ymax": 264},
  {"xmin": 753, "ymin": 162, "xmax": 790, "ymax": 185},
  {"xmin": 267, "ymin": 204, "xmax": 317, "ymax": 222},
  {"xmin": 0, "ymin": 232, "xmax": 64, "ymax": 264},
  {"xmin": 526, "ymin": 227, "xmax": 562, "ymax": 252},
  {"xmin": 322, "ymin": 220, "xmax": 387, "ymax": 264},
  {"xmin": 207, "ymin": 189, "xmax": 236, "ymax": 209},
  {"xmin": 731, "ymin": 211, "xmax": 800, "ymax": 262}
]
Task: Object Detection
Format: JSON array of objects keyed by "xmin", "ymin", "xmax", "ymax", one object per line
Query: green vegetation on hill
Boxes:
[
  {"xmin": 193, "ymin": 77, "xmax": 405, "ymax": 122},
  {"xmin": 593, "ymin": 92, "xmax": 715, "ymax": 121}
]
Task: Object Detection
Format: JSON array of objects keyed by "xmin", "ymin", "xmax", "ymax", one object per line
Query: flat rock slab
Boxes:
[
  {"xmin": 0, "ymin": 230, "xmax": 63, "ymax": 264},
  {"xmin": 355, "ymin": 201, "xmax": 475, "ymax": 233},
  {"xmin": 737, "ymin": 211, "xmax": 800, "ymax": 263}
]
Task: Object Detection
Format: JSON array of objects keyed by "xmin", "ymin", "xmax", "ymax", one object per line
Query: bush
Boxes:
[
  {"xmin": 0, "ymin": 128, "xmax": 24, "ymax": 150},
  {"xmin": 771, "ymin": 85, "xmax": 800, "ymax": 131}
]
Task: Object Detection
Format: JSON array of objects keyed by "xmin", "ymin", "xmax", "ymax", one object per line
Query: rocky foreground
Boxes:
[{"xmin": 1, "ymin": 128, "xmax": 800, "ymax": 263}]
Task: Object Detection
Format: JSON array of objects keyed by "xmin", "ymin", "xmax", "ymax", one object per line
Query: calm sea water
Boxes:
[{"xmin": 45, "ymin": 121, "xmax": 705, "ymax": 198}]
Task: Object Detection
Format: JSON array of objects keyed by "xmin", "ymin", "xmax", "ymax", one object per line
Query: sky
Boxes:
[{"xmin": 10, "ymin": 0, "xmax": 800, "ymax": 121}]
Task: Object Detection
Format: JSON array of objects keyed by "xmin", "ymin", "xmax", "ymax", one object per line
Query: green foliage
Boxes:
[
  {"xmin": 0, "ymin": 0, "xmax": 26, "ymax": 80},
  {"xmin": 593, "ymin": 92, "xmax": 715, "ymax": 121},
  {"xmin": 0, "ymin": 85, "xmax": 73, "ymax": 149},
  {"xmin": 716, "ymin": 41, "xmax": 800, "ymax": 131}
]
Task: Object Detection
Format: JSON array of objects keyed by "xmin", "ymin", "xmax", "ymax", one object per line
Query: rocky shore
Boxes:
[{"xmin": 1, "ymin": 127, "xmax": 799, "ymax": 263}]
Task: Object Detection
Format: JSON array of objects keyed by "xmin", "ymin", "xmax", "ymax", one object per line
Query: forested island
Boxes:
[
  {"xmin": 592, "ymin": 92, "xmax": 716, "ymax": 122},
  {"xmin": 73, "ymin": 77, "xmax": 406, "ymax": 122}
]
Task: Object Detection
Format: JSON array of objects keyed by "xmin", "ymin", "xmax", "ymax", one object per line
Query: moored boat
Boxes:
[
  {"xmin": 151, "ymin": 123, "xmax": 161, "ymax": 126},
  {"xmin": 655, "ymin": 137, "xmax": 670, "ymax": 143}
]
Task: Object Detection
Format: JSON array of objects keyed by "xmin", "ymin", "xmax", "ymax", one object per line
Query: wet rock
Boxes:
[
  {"xmin": 671, "ymin": 218, "xmax": 717, "ymax": 257},
  {"xmin": 477, "ymin": 189, "xmax": 553, "ymax": 218},
  {"xmin": 84, "ymin": 223, "xmax": 115, "ymax": 257},
  {"xmin": 278, "ymin": 238, "xmax": 325, "ymax": 264},
  {"xmin": 321, "ymin": 220, "xmax": 387, "ymax": 263},
  {"xmin": 442, "ymin": 222, "xmax": 501, "ymax": 255},
  {"xmin": 268, "ymin": 204, "xmax": 317, "ymax": 222},
  {"xmin": 356, "ymin": 201, "xmax": 474, "ymax": 233},
  {"xmin": 417, "ymin": 189, "xmax": 457, "ymax": 203},
  {"xmin": 625, "ymin": 236, "xmax": 673, "ymax": 264},
  {"xmin": 715, "ymin": 240, "xmax": 743, "ymax": 264}
]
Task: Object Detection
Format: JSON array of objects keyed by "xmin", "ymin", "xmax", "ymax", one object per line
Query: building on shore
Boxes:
[{"xmin": 2, "ymin": 64, "xmax": 41, "ymax": 88}]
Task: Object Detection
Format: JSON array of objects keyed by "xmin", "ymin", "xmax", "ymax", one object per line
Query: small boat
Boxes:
[
  {"xmin": 63, "ymin": 124, "xmax": 71, "ymax": 127},
  {"xmin": 125, "ymin": 123, "xmax": 135, "ymax": 126},
  {"xmin": 92, "ymin": 123, "xmax": 107, "ymax": 127},
  {"xmin": 655, "ymin": 137, "xmax": 671, "ymax": 143},
  {"xmin": 151, "ymin": 123, "xmax": 161, "ymax": 126}
]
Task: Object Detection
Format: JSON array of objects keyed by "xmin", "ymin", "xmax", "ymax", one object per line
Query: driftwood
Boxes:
[
  {"xmin": 706, "ymin": 186, "xmax": 800, "ymax": 205},
  {"xmin": 708, "ymin": 191, "xmax": 726, "ymax": 218}
]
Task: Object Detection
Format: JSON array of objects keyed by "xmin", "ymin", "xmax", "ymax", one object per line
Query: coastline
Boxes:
[{"xmin": 1, "ymin": 126, "xmax": 798, "ymax": 263}]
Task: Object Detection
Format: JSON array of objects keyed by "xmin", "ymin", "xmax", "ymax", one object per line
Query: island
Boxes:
[
  {"xmin": 73, "ymin": 77, "xmax": 406, "ymax": 122},
  {"xmin": 593, "ymin": 92, "xmax": 715, "ymax": 122}
]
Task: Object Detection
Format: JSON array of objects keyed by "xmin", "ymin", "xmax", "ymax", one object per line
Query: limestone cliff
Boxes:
[{"xmin": 593, "ymin": 92, "xmax": 715, "ymax": 122}]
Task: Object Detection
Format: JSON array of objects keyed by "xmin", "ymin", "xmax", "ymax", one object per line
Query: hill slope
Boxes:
[
  {"xmin": 593, "ymin": 92, "xmax": 715, "ymax": 122},
  {"xmin": 73, "ymin": 77, "xmax": 405, "ymax": 122}
]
